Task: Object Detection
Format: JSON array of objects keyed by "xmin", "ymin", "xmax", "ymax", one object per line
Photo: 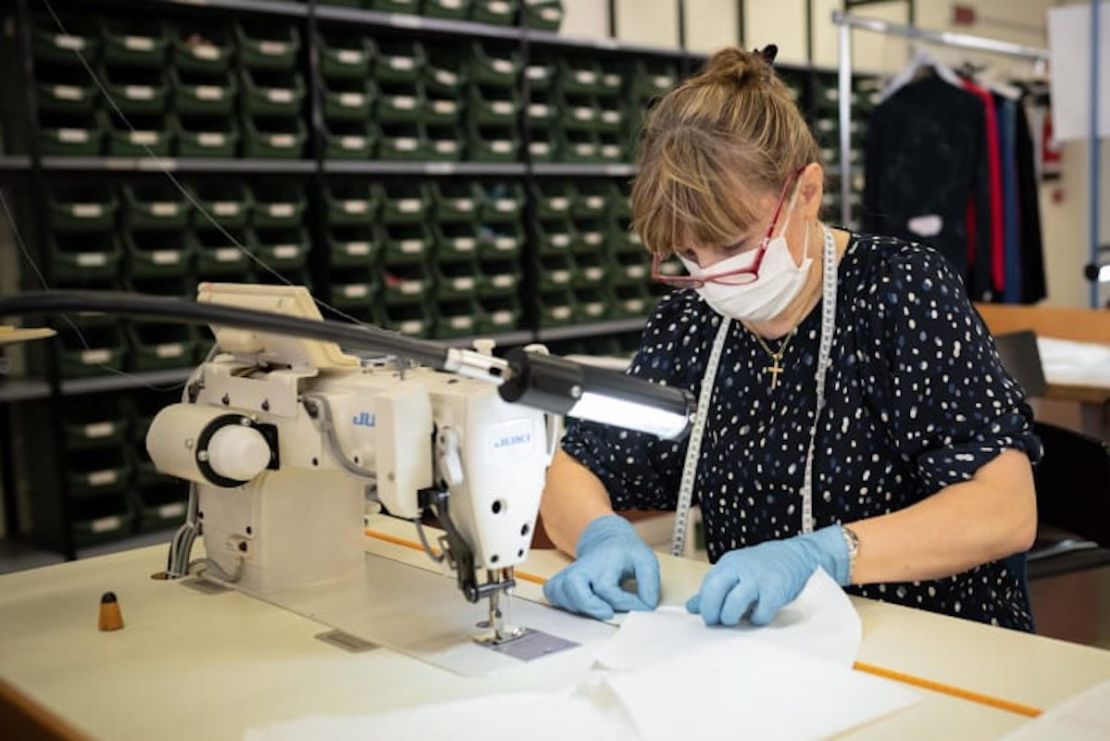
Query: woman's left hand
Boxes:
[{"xmin": 686, "ymin": 526, "xmax": 851, "ymax": 626}]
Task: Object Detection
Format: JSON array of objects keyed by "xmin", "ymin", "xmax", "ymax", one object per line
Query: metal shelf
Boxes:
[
  {"xmin": 530, "ymin": 163, "xmax": 638, "ymax": 177},
  {"xmin": 0, "ymin": 378, "xmax": 51, "ymax": 403},
  {"xmin": 0, "ymin": 156, "xmax": 31, "ymax": 171},
  {"xmin": 40, "ymin": 157, "xmax": 317, "ymax": 173},
  {"xmin": 143, "ymin": 0, "xmax": 308, "ymax": 18},
  {"xmin": 535, "ymin": 318, "xmax": 647, "ymax": 342},
  {"xmin": 442, "ymin": 330, "xmax": 535, "ymax": 348},
  {"xmin": 314, "ymin": 4, "xmax": 520, "ymax": 41},
  {"xmin": 322, "ymin": 161, "xmax": 527, "ymax": 176},
  {"xmin": 522, "ymin": 29, "xmax": 686, "ymax": 59},
  {"xmin": 60, "ymin": 368, "xmax": 194, "ymax": 396}
]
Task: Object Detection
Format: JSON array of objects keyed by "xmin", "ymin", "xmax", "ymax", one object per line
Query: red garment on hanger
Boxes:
[{"xmin": 962, "ymin": 79, "xmax": 1005, "ymax": 295}]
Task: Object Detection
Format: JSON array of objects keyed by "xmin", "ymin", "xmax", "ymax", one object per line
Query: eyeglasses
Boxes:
[{"xmin": 650, "ymin": 168, "xmax": 804, "ymax": 288}]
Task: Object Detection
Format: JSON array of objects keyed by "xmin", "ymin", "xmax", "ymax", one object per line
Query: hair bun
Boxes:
[{"xmin": 701, "ymin": 46, "xmax": 776, "ymax": 89}]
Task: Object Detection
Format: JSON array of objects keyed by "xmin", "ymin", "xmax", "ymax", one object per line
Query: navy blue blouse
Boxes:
[{"xmin": 562, "ymin": 233, "xmax": 1042, "ymax": 631}]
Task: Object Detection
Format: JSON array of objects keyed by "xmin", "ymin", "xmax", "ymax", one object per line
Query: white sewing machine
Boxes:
[{"xmin": 145, "ymin": 284, "xmax": 559, "ymax": 661}]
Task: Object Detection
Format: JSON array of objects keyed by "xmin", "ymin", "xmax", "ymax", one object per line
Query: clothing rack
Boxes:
[{"xmin": 834, "ymin": 8, "xmax": 1101, "ymax": 303}]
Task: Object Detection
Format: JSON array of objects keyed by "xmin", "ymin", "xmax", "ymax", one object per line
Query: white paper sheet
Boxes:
[
  {"xmin": 605, "ymin": 637, "xmax": 919, "ymax": 741},
  {"xmin": 1001, "ymin": 679, "xmax": 1110, "ymax": 741},
  {"xmin": 596, "ymin": 568, "xmax": 862, "ymax": 671},
  {"xmin": 1036, "ymin": 337, "xmax": 1110, "ymax": 390}
]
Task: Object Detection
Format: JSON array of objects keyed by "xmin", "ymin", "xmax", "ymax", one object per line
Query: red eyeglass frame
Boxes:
[{"xmin": 650, "ymin": 167, "xmax": 805, "ymax": 288}]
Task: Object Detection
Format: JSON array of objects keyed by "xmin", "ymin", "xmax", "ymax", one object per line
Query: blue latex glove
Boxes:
[
  {"xmin": 686, "ymin": 526, "xmax": 850, "ymax": 627},
  {"xmin": 543, "ymin": 514, "xmax": 661, "ymax": 621}
]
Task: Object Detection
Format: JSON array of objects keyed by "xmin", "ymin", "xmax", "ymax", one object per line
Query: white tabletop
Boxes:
[{"xmin": 1, "ymin": 515, "xmax": 1108, "ymax": 740}]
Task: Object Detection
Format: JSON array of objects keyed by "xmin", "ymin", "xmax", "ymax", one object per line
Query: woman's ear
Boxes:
[{"xmin": 799, "ymin": 162, "xmax": 825, "ymax": 220}]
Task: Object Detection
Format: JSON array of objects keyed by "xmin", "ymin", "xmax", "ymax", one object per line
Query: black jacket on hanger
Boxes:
[{"xmin": 1015, "ymin": 103, "xmax": 1047, "ymax": 303}]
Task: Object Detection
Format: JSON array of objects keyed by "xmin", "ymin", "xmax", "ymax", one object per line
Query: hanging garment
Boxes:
[
  {"xmin": 961, "ymin": 79, "xmax": 1006, "ymax": 297},
  {"xmin": 1015, "ymin": 103, "xmax": 1047, "ymax": 303},
  {"xmin": 996, "ymin": 95, "xmax": 1023, "ymax": 303}
]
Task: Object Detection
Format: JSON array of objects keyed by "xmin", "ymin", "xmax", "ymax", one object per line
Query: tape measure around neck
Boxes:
[{"xmin": 669, "ymin": 225, "xmax": 839, "ymax": 556}]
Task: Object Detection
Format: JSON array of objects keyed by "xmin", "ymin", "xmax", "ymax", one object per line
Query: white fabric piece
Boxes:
[
  {"xmin": 1001, "ymin": 679, "xmax": 1110, "ymax": 740},
  {"xmin": 1036, "ymin": 337, "xmax": 1110, "ymax": 390},
  {"xmin": 595, "ymin": 568, "xmax": 861, "ymax": 672},
  {"xmin": 907, "ymin": 214, "xmax": 944, "ymax": 237},
  {"xmin": 605, "ymin": 637, "xmax": 919, "ymax": 741}
]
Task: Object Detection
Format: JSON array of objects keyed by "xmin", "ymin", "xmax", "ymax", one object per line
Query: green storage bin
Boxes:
[
  {"xmin": 573, "ymin": 181, "xmax": 610, "ymax": 218},
  {"xmin": 172, "ymin": 23, "xmax": 233, "ymax": 74},
  {"xmin": 526, "ymin": 88, "xmax": 557, "ymax": 127},
  {"xmin": 374, "ymin": 40, "xmax": 425, "ymax": 84},
  {"xmin": 242, "ymin": 115, "xmax": 307, "ymax": 158},
  {"xmin": 324, "ymin": 181, "xmax": 379, "ymax": 226},
  {"xmin": 36, "ymin": 64, "xmax": 99, "ymax": 115},
  {"xmin": 48, "ymin": 231, "xmax": 123, "ymax": 281},
  {"xmin": 101, "ymin": 18, "xmax": 168, "ymax": 67},
  {"xmin": 423, "ymin": 0, "xmax": 473, "ymax": 19},
  {"xmin": 192, "ymin": 226, "xmax": 253, "ymax": 278},
  {"xmin": 559, "ymin": 91, "xmax": 600, "ymax": 131},
  {"xmin": 379, "ymin": 222, "xmax": 433, "ymax": 264},
  {"xmin": 101, "ymin": 65, "xmax": 168, "ymax": 115},
  {"xmin": 480, "ymin": 181, "xmax": 524, "ymax": 222},
  {"xmin": 379, "ymin": 300, "xmax": 431, "ymax": 338},
  {"xmin": 47, "ymin": 185, "xmax": 119, "ymax": 233},
  {"xmin": 240, "ymin": 68, "xmax": 306, "ymax": 116},
  {"xmin": 558, "ymin": 57, "xmax": 605, "ymax": 95},
  {"xmin": 254, "ymin": 267, "xmax": 312, "ymax": 291},
  {"xmin": 471, "ymin": 0, "xmax": 518, "ymax": 25},
  {"xmin": 432, "ymin": 297, "xmax": 482, "ymax": 339},
  {"xmin": 631, "ymin": 59, "xmax": 677, "ymax": 100},
  {"xmin": 122, "ymin": 182, "xmax": 191, "ymax": 231},
  {"xmin": 371, "ymin": 0, "xmax": 420, "ymax": 13},
  {"xmin": 573, "ymin": 250, "xmax": 606, "ymax": 286},
  {"xmin": 63, "ymin": 398, "xmax": 130, "ymax": 452},
  {"xmin": 39, "ymin": 111, "xmax": 106, "ymax": 156},
  {"xmin": 597, "ymin": 68, "xmax": 623, "ymax": 99},
  {"xmin": 527, "ymin": 126, "xmax": 558, "ymax": 162},
  {"xmin": 529, "ymin": 180, "xmax": 574, "ymax": 218},
  {"xmin": 190, "ymin": 179, "xmax": 252, "ymax": 229},
  {"xmin": 107, "ymin": 113, "xmax": 173, "ymax": 156},
  {"xmin": 71, "ymin": 495, "xmax": 136, "ymax": 547},
  {"xmin": 171, "ymin": 114, "xmax": 239, "ymax": 158},
  {"xmin": 467, "ymin": 121, "xmax": 518, "ymax": 161},
  {"xmin": 425, "ymin": 92, "xmax": 462, "ymax": 125},
  {"xmin": 426, "ymin": 123, "xmax": 464, "ymax": 161},
  {"xmin": 534, "ymin": 215, "xmax": 576, "ymax": 255},
  {"xmin": 478, "ymin": 221, "xmax": 525, "ymax": 259},
  {"xmin": 56, "ymin": 321, "xmax": 128, "ymax": 378},
  {"xmin": 319, "ymin": 32, "xmax": 375, "ymax": 81},
  {"xmin": 467, "ymin": 43, "xmax": 520, "ymax": 88},
  {"xmin": 423, "ymin": 48, "xmax": 468, "ymax": 97},
  {"xmin": 525, "ymin": 52, "xmax": 556, "ymax": 91},
  {"xmin": 254, "ymin": 226, "xmax": 310, "ymax": 270},
  {"xmin": 479, "ymin": 294, "xmax": 521, "ymax": 332},
  {"xmin": 562, "ymin": 128, "xmax": 601, "ymax": 162},
  {"xmin": 597, "ymin": 100, "xmax": 624, "ymax": 132},
  {"xmin": 125, "ymin": 274, "xmax": 196, "ymax": 299},
  {"xmin": 381, "ymin": 263, "xmax": 432, "ymax": 302},
  {"xmin": 607, "ymin": 214, "xmax": 642, "ymax": 254},
  {"xmin": 327, "ymin": 267, "xmax": 379, "ymax": 310},
  {"xmin": 432, "ymin": 221, "xmax": 481, "ymax": 260},
  {"xmin": 323, "ymin": 119, "xmax": 378, "ymax": 159},
  {"xmin": 573, "ymin": 217, "xmax": 604, "ymax": 252},
  {"xmin": 378, "ymin": 121, "xmax": 431, "ymax": 160},
  {"xmin": 252, "ymin": 182, "xmax": 306, "ymax": 228},
  {"xmin": 379, "ymin": 182, "xmax": 431, "ymax": 224},
  {"xmin": 599, "ymin": 130, "xmax": 625, "ymax": 162},
  {"xmin": 575, "ymin": 286, "xmax": 612, "ymax": 322},
  {"xmin": 128, "ymin": 321, "xmax": 197, "ymax": 370},
  {"xmin": 612, "ymin": 283, "xmax": 651, "ymax": 319},
  {"xmin": 538, "ymin": 252, "xmax": 575, "ymax": 290},
  {"xmin": 524, "ymin": 0, "xmax": 563, "ymax": 29},
  {"xmin": 538, "ymin": 287, "xmax": 575, "ymax": 327},
  {"xmin": 171, "ymin": 68, "xmax": 238, "ymax": 116},
  {"xmin": 326, "ymin": 225, "xmax": 380, "ymax": 268},
  {"xmin": 235, "ymin": 23, "xmax": 301, "ymax": 71},
  {"xmin": 124, "ymin": 229, "xmax": 194, "ymax": 278},
  {"xmin": 468, "ymin": 84, "xmax": 519, "ymax": 125},
  {"xmin": 433, "ymin": 259, "xmax": 480, "ymax": 299},
  {"xmin": 431, "ymin": 181, "xmax": 481, "ymax": 222},
  {"xmin": 610, "ymin": 183, "xmax": 632, "ymax": 217},
  {"xmin": 323, "ymin": 77, "xmax": 376, "ymax": 121},
  {"xmin": 377, "ymin": 80, "xmax": 426, "ymax": 123},
  {"xmin": 130, "ymin": 482, "xmax": 189, "ymax": 533},
  {"xmin": 478, "ymin": 257, "xmax": 520, "ymax": 297},
  {"xmin": 33, "ymin": 13, "xmax": 101, "ymax": 66},
  {"xmin": 608, "ymin": 247, "xmax": 650, "ymax": 284}
]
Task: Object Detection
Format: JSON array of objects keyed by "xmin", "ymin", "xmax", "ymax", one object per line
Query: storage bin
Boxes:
[
  {"xmin": 377, "ymin": 80, "xmax": 426, "ymax": 123},
  {"xmin": 71, "ymin": 495, "xmax": 136, "ymax": 548},
  {"xmin": 240, "ymin": 68, "xmax": 305, "ymax": 116},
  {"xmin": 478, "ymin": 294, "xmax": 521, "ymax": 331},
  {"xmin": 101, "ymin": 65, "xmax": 168, "ymax": 115},
  {"xmin": 326, "ymin": 267, "xmax": 379, "ymax": 309},
  {"xmin": 423, "ymin": 48, "xmax": 468, "ymax": 97},
  {"xmin": 538, "ymin": 287, "xmax": 575, "ymax": 327},
  {"xmin": 378, "ymin": 182, "xmax": 431, "ymax": 223},
  {"xmin": 123, "ymin": 229, "xmax": 194, "ymax": 278},
  {"xmin": 128, "ymin": 321, "xmax": 198, "ymax": 370},
  {"xmin": 241, "ymin": 115, "xmax": 307, "ymax": 158},
  {"xmin": 597, "ymin": 99, "xmax": 624, "ymax": 132},
  {"xmin": 172, "ymin": 23, "xmax": 233, "ymax": 74},
  {"xmin": 573, "ymin": 181, "xmax": 610, "ymax": 218},
  {"xmin": 537, "ymin": 252, "xmax": 575, "ymax": 290},
  {"xmin": 39, "ymin": 111, "xmax": 106, "ymax": 156},
  {"xmin": 562, "ymin": 128, "xmax": 600, "ymax": 162},
  {"xmin": 192, "ymin": 226, "xmax": 253, "ymax": 277},
  {"xmin": 36, "ymin": 64, "xmax": 99, "ymax": 115},
  {"xmin": 378, "ymin": 121, "xmax": 431, "ymax": 160},
  {"xmin": 189, "ymin": 179, "xmax": 252, "ymax": 229},
  {"xmin": 574, "ymin": 286, "xmax": 610, "ymax": 322},
  {"xmin": 425, "ymin": 92, "xmax": 462, "ymax": 126},
  {"xmin": 381, "ymin": 263, "xmax": 432, "ymax": 302},
  {"xmin": 62, "ymin": 397, "xmax": 129, "ymax": 451},
  {"xmin": 254, "ymin": 267, "xmax": 312, "ymax": 291},
  {"xmin": 322, "ymin": 77, "xmax": 376, "ymax": 121},
  {"xmin": 523, "ymin": 0, "xmax": 564, "ymax": 30},
  {"xmin": 527, "ymin": 126, "xmax": 557, "ymax": 162},
  {"xmin": 558, "ymin": 56, "xmax": 604, "ymax": 95},
  {"xmin": 235, "ymin": 23, "xmax": 301, "ymax": 71},
  {"xmin": 323, "ymin": 180, "xmax": 379, "ymax": 226},
  {"xmin": 370, "ymin": 0, "xmax": 420, "ymax": 13},
  {"xmin": 46, "ymin": 184, "xmax": 119, "ymax": 233},
  {"xmin": 432, "ymin": 221, "xmax": 481, "ymax": 260},
  {"xmin": 433, "ymin": 259, "xmax": 481, "ymax": 299},
  {"xmin": 250, "ymin": 183, "xmax": 304, "ymax": 228},
  {"xmin": 598, "ymin": 130, "xmax": 624, "ymax": 161},
  {"xmin": 559, "ymin": 91, "xmax": 600, "ymax": 131},
  {"xmin": 425, "ymin": 123, "xmax": 464, "ymax": 160},
  {"xmin": 430, "ymin": 181, "xmax": 481, "ymax": 222},
  {"xmin": 468, "ymin": 84, "xmax": 520, "ymax": 125},
  {"xmin": 533, "ymin": 215, "xmax": 576, "ymax": 255},
  {"xmin": 171, "ymin": 113, "xmax": 239, "ymax": 157},
  {"xmin": 608, "ymin": 247, "xmax": 650, "ymax": 284},
  {"xmin": 125, "ymin": 274, "xmax": 196, "ymax": 298},
  {"xmin": 379, "ymin": 301, "xmax": 431, "ymax": 337},
  {"xmin": 524, "ymin": 51, "xmax": 556, "ymax": 91},
  {"xmin": 630, "ymin": 59, "xmax": 677, "ymax": 100},
  {"xmin": 529, "ymin": 180, "xmax": 574, "ymax": 218},
  {"xmin": 477, "ymin": 221, "xmax": 524, "ymax": 258},
  {"xmin": 470, "ymin": 0, "xmax": 518, "ymax": 26},
  {"xmin": 611, "ymin": 283, "xmax": 651, "ymax": 319},
  {"xmin": 526, "ymin": 88, "xmax": 557, "ymax": 127},
  {"xmin": 325, "ymin": 225, "xmax": 379, "ymax": 268},
  {"xmin": 47, "ymin": 231, "xmax": 123, "ymax": 281},
  {"xmin": 253, "ymin": 226, "xmax": 311, "ymax": 270},
  {"xmin": 379, "ymin": 222, "xmax": 433, "ymax": 263},
  {"xmin": 478, "ymin": 258, "xmax": 520, "ymax": 296},
  {"xmin": 573, "ymin": 217, "xmax": 604, "ymax": 252},
  {"xmin": 480, "ymin": 181, "xmax": 524, "ymax": 222},
  {"xmin": 122, "ymin": 182, "xmax": 192, "ymax": 231},
  {"xmin": 374, "ymin": 40, "xmax": 425, "ymax": 84},
  {"xmin": 572, "ymin": 250, "xmax": 605, "ymax": 285},
  {"xmin": 170, "ymin": 68, "xmax": 237, "ymax": 116},
  {"xmin": 107, "ymin": 113, "xmax": 172, "ymax": 157},
  {"xmin": 423, "ymin": 0, "xmax": 473, "ymax": 20},
  {"xmin": 33, "ymin": 13, "xmax": 101, "ymax": 66},
  {"xmin": 323, "ymin": 119, "xmax": 377, "ymax": 159},
  {"xmin": 55, "ymin": 321, "xmax": 128, "ymax": 378},
  {"xmin": 467, "ymin": 43, "xmax": 520, "ymax": 88},
  {"xmin": 467, "ymin": 121, "xmax": 518, "ymax": 161},
  {"xmin": 130, "ymin": 482, "xmax": 189, "ymax": 532},
  {"xmin": 101, "ymin": 17, "xmax": 169, "ymax": 67},
  {"xmin": 432, "ymin": 298, "xmax": 482, "ymax": 339},
  {"xmin": 318, "ymin": 32, "xmax": 375, "ymax": 81}
]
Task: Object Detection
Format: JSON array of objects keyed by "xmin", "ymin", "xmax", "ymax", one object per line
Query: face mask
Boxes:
[{"xmin": 679, "ymin": 186, "xmax": 812, "ymax": 322}]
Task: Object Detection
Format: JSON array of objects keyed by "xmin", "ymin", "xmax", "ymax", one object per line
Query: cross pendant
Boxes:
[{"xmin": 764, "ymin": 356, "xmax": 784, "ymax": 390}]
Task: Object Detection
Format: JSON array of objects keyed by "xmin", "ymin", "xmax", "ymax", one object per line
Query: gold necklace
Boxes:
[{"xmin": 750, "ymin": 329, "xmax": 796, "ymax": 391}]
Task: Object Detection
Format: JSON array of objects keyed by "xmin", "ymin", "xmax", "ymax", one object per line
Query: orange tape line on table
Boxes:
[{"xmin": 365, "ymin": 528, "xmax": 1044, "ymax": 718}]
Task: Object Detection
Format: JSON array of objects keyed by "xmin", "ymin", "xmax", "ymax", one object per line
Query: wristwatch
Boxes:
[{"xmin": 840, "ymin": 525, "xmax": 860, "ymax": 577}]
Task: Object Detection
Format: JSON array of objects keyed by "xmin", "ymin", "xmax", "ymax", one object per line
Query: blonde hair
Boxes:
[{"xmin": 631, "ymin": 47, "xmax": 820, "ymax": 256}]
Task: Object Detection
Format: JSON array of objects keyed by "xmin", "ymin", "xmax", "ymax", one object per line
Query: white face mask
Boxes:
[{"xmin": 678, "ymin": 186, "xmax": 812, "ymax": 322}]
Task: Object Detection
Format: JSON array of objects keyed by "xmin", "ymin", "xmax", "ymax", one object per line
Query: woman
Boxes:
[{"xmin": 539, "ymin": 46, "xmax": 1041, "ymax": 631}]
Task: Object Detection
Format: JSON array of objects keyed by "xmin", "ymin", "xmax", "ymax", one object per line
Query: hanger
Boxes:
[{"xmin": 880, "ymin": 46, "xmax": 963, "ymax": 102}]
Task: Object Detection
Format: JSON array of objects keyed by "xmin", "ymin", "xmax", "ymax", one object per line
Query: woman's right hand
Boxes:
[{"xmin": 542, "ymin": 514, "xmax": 660, "ymax": 621}]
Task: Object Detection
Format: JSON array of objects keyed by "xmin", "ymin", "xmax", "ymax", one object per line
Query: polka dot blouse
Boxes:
[{"xmin": 562, "ymin": 234, "xmax": 1043, "ymax": 632}]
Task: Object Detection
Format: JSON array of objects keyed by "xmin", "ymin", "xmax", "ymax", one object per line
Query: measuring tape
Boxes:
[{"xmin": 670, "ymin": 225, "xmax": 839, "ymax": 556}]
